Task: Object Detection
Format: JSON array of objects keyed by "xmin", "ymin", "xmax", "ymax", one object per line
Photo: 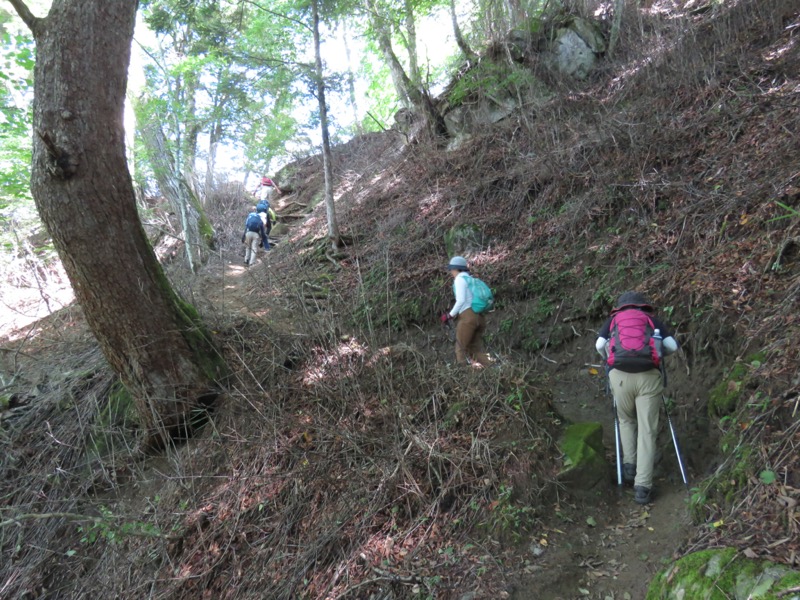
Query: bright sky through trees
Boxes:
[
  {"xmin": 126, "ymin": 4, "xmax": 457, "ymax": 180},
  {"xmin": 3, "ymin": 0, "xmax": 463, "ymax": 189}
]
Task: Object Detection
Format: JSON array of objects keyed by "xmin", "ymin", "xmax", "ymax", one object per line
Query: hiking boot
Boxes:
[
  {"xmin": 623, "ymin": 463, "xmax": 636, "ymax": 485},
  {"xmin": 634, "ymin": 485, "xmax": 652, "ymax": 505}
]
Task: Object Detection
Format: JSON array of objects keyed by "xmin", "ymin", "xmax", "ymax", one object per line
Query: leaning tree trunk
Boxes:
[
  {"xmin": 449, "ymin": 0, "xmax": 477, "ymax": 63},
  {"xmin": 9, "ymin": 0, "xmax": 225, "ymax": 448},
  {"xmin": 403, "ymin": 0, "xmax": 421, "ymax": 90},
  {"xmin": 364, "ymin": 0, "xmax": 412, "ymax": 107},
  {"xmin": 364, "ymin": 0, "xmax": 447, "ymax": 139}
]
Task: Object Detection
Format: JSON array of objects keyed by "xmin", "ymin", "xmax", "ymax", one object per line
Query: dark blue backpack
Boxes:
[
  {"xmin": 246, "ymin": 212, "xmax": 262, "ymax": 232},
  {"xmin": 256, "ymin": 200, "xmax": 270, "ymax": 213}
]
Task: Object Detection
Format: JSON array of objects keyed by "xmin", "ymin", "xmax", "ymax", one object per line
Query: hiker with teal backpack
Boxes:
[
  {"xmin": 595, "ymin": 291, "xmax": 679, "ymax": 505},
  {"xmin": 441, "ymin": 256, "xmax": 494, "ymax": 367}
]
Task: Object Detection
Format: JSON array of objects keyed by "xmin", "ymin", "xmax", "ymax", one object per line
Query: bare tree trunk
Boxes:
[
  {"xmin": 143, "ymin": 122, "xmax": 215, "ymax": 272},
  {"xmin": 450, "ymin": 0, "xmax": 477, "ymax": 62},
  {"xmin": 312, "ymin": 0, "xmax": 341, "ymax": 250},
  {"xmin": 608, "ymin": 0, "xmax": 628, "ymax": 58},
  {"xmin": 403, "ymin": 0, "xmax": 421, "ymax": 89},
  {"xmin": 9, "ymin": 0, "xmax": 225, "ymax": 448},
  {"xmin": 206, "ymin": 120, "xmax": 223, "ymax": 196},
  {"xmin": 341, "ymin": 19, "xmax": 363, "ymax": 134},
  {"xmin": 182, "ymin": 66, "xmax": 200, "ymax": 175}
]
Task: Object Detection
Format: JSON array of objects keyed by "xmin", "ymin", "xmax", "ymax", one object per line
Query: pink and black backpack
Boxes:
[{"xmin": 607, "ymin": 308, "xmax": 660, "ymax": 370}]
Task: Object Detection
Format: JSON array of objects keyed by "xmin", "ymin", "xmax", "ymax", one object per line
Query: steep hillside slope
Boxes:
[
  {"xmin": 273, "ymin": 0, "xmax": 800, "ymax": 585},
  {"xmin": 0, "ymin": 1, "xmax": 798, "ymax": 599}
]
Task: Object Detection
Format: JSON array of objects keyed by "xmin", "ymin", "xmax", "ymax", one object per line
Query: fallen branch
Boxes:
[{"xmin": 777, "ymin": 586, "xmax": 800, "ymax": 598}]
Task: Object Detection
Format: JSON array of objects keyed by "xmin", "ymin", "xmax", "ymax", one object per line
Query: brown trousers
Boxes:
[{"xmin": 454, "ymin": 309, "xmax": 490, "ymax": 366}]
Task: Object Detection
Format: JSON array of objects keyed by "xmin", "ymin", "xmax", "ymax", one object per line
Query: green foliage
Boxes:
[
  {"xmin": 443, "ymin": 223, "xmax": 482, "ymax": 257},
  {"xmin": 707, "ymin": 354, "xmax": 764, "ymax": 417},
  {"xmin": 0, "ymin": 32, "xmax": 34, "ymax": 208},
  {"xmin": 447, "ymin": 61, "xmax": 538, "ymax": 108},
  {"xmin": 78, "ymin": 505, "xmax": 162, "ymax": 546},
  {"xmin": 359, "ymin": 52, "xmax": 398, "ymax": 132},
  {"xmin": 137, "ymin": 0, "xmax": 307, "ymax": 179},
  {"xmin": 521, "ymin": 261, "xmax": 577, "ymax": 299},
  {"xmin": 758, "ymin": 469, "xmax": 776, "ymax": 485},
  {"xmin": 442, "ymin": 401, "xmax": 466, "ymax": 427},
  {"xmin": 354, "ymin": 264, "xmax": 424, "ymax": 332},
  {"xmin": 89, "ymin": 381, "xmax": 139, "ymax": 457},
  {"xmin": 482, "ymin": 484, "xmax": 536, "ymax": 540},
  {"xmin": 689, "ymin": 439, "xmax": 754, "ymax": 523},
  {"xmin": 498, "ymin": 296, "xmax": 563, "ymax": 353},
  {"xmin": 504, "ymin": 388, "xmax": 524, "ymax": 411},
  {"xmin": 531, "ymin": 297, "xmax": 556, "ymax": 322},
  {"xmin": 768, "ymin": 200, "xmax": 800, "ymax": 222},
  {"xmin": 427, "ymin": 273, "xmax": 450, "ymax": 312},
  {"xmin": 687, "ymin": 486, "xmax": 708, "ymax": 522},
  {"xmin": 560, "ymin": 423, "xmax": 604, "ymax": 465}
]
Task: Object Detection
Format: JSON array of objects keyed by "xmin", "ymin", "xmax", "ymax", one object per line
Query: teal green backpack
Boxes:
[{"xmin": 455, "ymin": 274, "xmax": 494, "ymax": 314}]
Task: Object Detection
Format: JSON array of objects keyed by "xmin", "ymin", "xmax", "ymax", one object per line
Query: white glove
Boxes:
[{"xmin": 595, "ymin": 337, "xmax": 609, "ymax": 359}]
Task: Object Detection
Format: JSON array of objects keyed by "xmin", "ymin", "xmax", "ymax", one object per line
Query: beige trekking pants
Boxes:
[
  {"xmin": 455, "ymin": 308, "xmax": 490, "ymax": 367},
  {"xmin": 609, "ymin": 368, "xmax": 663, "ymax": 488},
  {"xmin": 259, "ymin": 185, "xmax": 275, "ymax": 203},
  {"xmin": 244, "ymin": 231, "xmax": 261, "ymax": 265}
]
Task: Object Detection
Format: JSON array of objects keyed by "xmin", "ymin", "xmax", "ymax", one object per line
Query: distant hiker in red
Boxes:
[
  {"xmin": 253, "ymin": 176, "xmax": 282, "ymax": 204},
  {"xmin": 596, "ymin": 291, "xmax": 679, "ymax": 505},
  {"xmin": 441, "ymin": 256, "xmax": 492, "ymax": 367}
]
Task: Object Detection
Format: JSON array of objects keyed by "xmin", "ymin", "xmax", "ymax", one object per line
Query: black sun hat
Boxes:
[{"xmin": 613, "ymin": 291, "xmax": 653, "ymax": 312}]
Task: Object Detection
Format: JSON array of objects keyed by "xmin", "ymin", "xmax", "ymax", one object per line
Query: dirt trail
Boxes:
[
  {"xmin": 504, "ymin": 355, "xmax": 693, "ymax": 600},
  {"xmin": 189, "ymin": 245, "xmax": 694, "ymax": 600}
]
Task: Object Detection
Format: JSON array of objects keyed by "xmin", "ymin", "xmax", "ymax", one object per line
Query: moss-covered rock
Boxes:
[
  {"xmin": 707, "ymin": 354, "xmax": 765, "ymax": 417},
  {"xmin": 647, "ymin": 548, "xmax": 800, "ymax": 599},
  {"xmin": 558, "ymin": 422, "xmax": 609, "ymax": 490}
]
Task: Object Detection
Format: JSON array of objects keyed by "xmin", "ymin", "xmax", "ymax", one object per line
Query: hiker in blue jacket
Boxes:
[
  {"xmin": 256, "ymin": 204, "xmax": 277, "ymax": 247},
  {"xmin": 242, "ymin": 210, "xmax": 268, "ymax": 266},
  {"xmin": 595, "ymin": 291, "xmax": 679, "ymax": 504}
]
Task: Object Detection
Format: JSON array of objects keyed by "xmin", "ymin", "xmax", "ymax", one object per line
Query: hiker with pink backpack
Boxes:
[{"xmin": 595, "ymin": 291, "xmax": 680, "ymax": 505}]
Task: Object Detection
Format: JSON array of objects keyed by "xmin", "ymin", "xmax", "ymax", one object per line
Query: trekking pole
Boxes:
[
  {"xmin": 606, "ymin": 366, "xmax": 624, "ymax": 488},
  {"xmin": 662, "ymin": 393, "xmax": 689, "ymax": 486},
  {"xmin": 444, "ymin": 319, "xmax": 455, "ymax": 342},
  {"xmin": 654, "ymin": 330, "xmax": 687, "ymax": 486},
  {"xmin": 660, "ymin": 363, "xmax": 688, "ymax": 486}
]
